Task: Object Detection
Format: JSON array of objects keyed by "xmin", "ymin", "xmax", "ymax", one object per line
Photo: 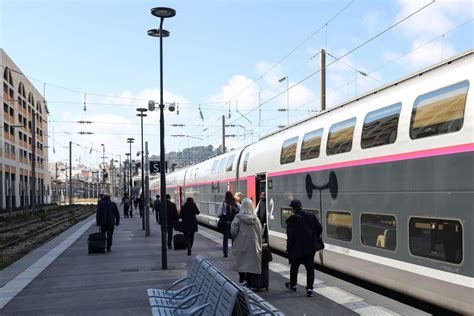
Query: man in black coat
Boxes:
[
  {"xmin": 285, "ymin": 199, "xmax": 322, "ymax": 297},
  {"xmin": 96, "ymin": 194, "xmax": 120, "ymax": 252},
  {"xmin": 154, "ymin": 194, "xmax": 161, "ymax": 224},
  {"xmin": 164, "ymin": 194, "xmax": 179, "ymax": 249}
]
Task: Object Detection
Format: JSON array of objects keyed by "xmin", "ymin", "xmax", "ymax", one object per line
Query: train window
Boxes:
[
  {"xmin": 409, "ymin": 217, "xmax": 462, "ymax": 264},
  {"xmin": 280, "ymin": 136, "xmax": 299, "ymax": 164},
  {"xmin": 243, "ymin": 152, "xmax": 250, "ymax": 172},
  {"xmin": 280, "ymin": 208, "xmax": 321, "ymax": 229},
  {"xmin": 410, "ymin": 80, "xmax": 469, "ymax": 139},
  {"xmin": 327, "ymin": 211, "xmax": 352, "ymax": 242},
  {"xmin": 211, "ymin": 160, "xmax": 219, "ymax": 174},
  {"xmin": 226, "ymin": 154, "xmax": 235, "ymax": 172},
  {"xmin": 281, "ymin": 207, "xmax": 293, "ymax": 228},
  {"xmin": 327, "ymin": 118, "xmax": 356, "ymax": 156},
  {"xmin": 218, "ymin": 157, "xmax": 227, "ymax": 173},
  {"xmin": 361, "ymin": 103, "xmax": 401, "ymax": 149},
  {"xmin": 361, "ymin": 213, "xmax": 397, "ymax": 251},
  {"xmin": 301, "ymin": 128, "xmax": 323, "ymax": 161}
]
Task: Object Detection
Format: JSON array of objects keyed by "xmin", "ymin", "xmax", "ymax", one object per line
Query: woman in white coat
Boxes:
[{"xmin": 231, "ymin": 198, "xmax": 263, "ymax": 284}]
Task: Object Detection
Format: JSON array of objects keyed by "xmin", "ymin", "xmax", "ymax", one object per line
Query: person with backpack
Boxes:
[
  {"xmin": 285, "ymin": 199, "xmax": 322, "ymax": 297},
  {"xmin": 217, "ymin": 191, "xmax": 240, "ymax": 258},
  {"xmin": 179, "ymin": 197, "xmax": 200, "ymax": 256}
]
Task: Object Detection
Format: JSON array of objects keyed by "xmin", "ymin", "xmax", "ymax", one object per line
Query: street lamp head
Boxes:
[
  {"xmin": 136, "ymin": 107, "xmax": 148, "ymax": 113},
  {"xmin": 136, "ymin": 113, "xmax": 147, "ymax": 117},
  {"xmin": 150, "ymin": 7, "xmax": 176, "ymax": 18},
  {"xmin": 147, "ymin": 28, "xmax": 170, "ymax": 38},
  {"xmin": 167, "ymin": 102, "xmax": 176, "ymax": 112},
  {"xmin": 148, "ymin": 100, "xmax": 156, "ymax": 111}
]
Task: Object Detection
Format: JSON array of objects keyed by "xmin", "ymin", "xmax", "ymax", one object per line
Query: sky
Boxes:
[{"xmin": 1, "ymin": 0, "xmax": 473, "ymax": 168}]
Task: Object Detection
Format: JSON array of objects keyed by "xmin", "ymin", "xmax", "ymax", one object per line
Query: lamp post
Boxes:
[
  {"xmin": 148, "ymin": 6, "xmax": 176, "ymax": 270},
  {"xmin": 126, "ymin": 138, "xmax": 134, "ymax": 216},
  {"xmin": 101, "ymin": 144, "xmax": 105, "ymax": 193},
  {"xmin": 137, "ymin": 108, "xmax": 148, "ymax": 230},
  {"xmin": 125, "ymin": 152, "xmax": 131, "ymax": 195}
]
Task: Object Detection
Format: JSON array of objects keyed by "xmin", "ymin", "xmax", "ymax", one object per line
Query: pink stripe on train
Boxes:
[{"xmin": 268, "ymin": 143, "xmax": 474, "ymax": 177}]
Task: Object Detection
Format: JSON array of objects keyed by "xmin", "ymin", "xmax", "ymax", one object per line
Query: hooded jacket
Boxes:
[{"xmin": 230, "ymin": 213, "xmax": 263, "ymax": 274}]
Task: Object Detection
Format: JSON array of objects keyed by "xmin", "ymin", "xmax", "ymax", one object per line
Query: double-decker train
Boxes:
[{"xmin": 150, "ymin": 50, "xmax": 473, "ymax": 314}]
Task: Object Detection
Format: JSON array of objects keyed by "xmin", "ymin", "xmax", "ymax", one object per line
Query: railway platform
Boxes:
[{"xmin": 0, "ymin": 204, "xmax": 427, "ymax": 315}]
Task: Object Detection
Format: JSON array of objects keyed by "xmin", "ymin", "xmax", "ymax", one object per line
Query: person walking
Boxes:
[
  {"xmin": 154, "ymin": 194, "xmax": 161, "ymax": 224},
  {"xmin": 179, "ymin": 197, "xmax": 200, "ymax": 256},
  {"xmin": 121, "ymin": 193, "xmax": 130, "ymax": 218},
  {"xmin": 285, "ymin": 199, "xmax": 322, "ymax": 297},
  {"xmin": 165, "ymin": 194, "xmax": 179, "ymax": 249},
  {"xmin": 231, "ymin": 198, "xmax": 263, "ymax": 285},
  {"xmin": 96, "ymin": 194, "xmax": 120, "ymax": 252},
  {"xmin": 217, "ymin": 191, "xmax": 240, "ymax": 258},
  {"xmin": 138, "ymin": 193, "xmax": 145, "ymax": 218},
  {"xmin": 255, "ymin": 192, "xmax": 268, "ymax": 242}
]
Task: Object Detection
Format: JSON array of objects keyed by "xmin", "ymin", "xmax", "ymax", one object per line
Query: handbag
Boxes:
[
  {"xmin": 217, "ymin": 215, "xmax": 226, "ymax": 233},
  {"xmin": 314, "ymin": 235, "xmax": 325, "ymax": 252},
  {"xmin": 262, "ymin": 244, "xmax": 273, "ymax": 262}
]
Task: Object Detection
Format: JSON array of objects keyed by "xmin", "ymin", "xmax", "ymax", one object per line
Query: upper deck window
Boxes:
[
  {"xmin": 280, "ymin": 136, "xmax": 299, "ymax": 164},
  {"xmin": 327, "ymin": 118, "xmax": 356, "ymax": 156},
  {"xmin": 217, "ymin": 157, "xmax": 227, "ymax": 173},
  {"xmin": 211, "ymin": 160, "xmax": 219, "ymax": 174},
  {"xmin": 243, "ymin": 152, "xmax": 250, "ymax": 172},
  {"xmin": 361, "ymin": 103, "xmax": 401, "ymax": 149},
  {"xmin": 226, "ymin": 154, "xmax": 235, "ymax": 172},
  {"xmin": 301, "ymin": 128, "xmax": 323, "ymax": 161},
  {"xmin": 410, "ymin": 80, "xmax": 469, "ymax": 139}
]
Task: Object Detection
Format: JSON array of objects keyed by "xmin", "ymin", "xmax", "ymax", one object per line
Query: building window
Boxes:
[
  {"xmin": 301, "ymin": 128, "xmax": 323, "ymax": 161},
  {"xmin": 5, "ymin": 142, "xmax": 10, "ymax": 152},
  {"xmin": 4, "ymin": 103, "xmax": 8, "ymax": 113},
  {"xmin": 361, "ymin": 103, "xmax": 401, "ymax": 149},
  {"xmin": 361, "ymin": 213, "xmax": 397, "ymax": 250},
  {"xmin": 327, "ymin": 118, "xmax": 356, "ymax": 156},
  {"xmin": 280, "ymin": 136, "xmax": 298, "ymax": 164},
  {"xmin": 409, "ymin": 217, "xmax": 462, "ymax": 264},
  {"xmin": 9, "ymin": 107, "xmax": 14, "ymax": 117},
  {"xmin": 226, "ymin": 154, "xmax": 235, "ymax": 172},
  {"xmin": 410, "ymin": 80, "xmax": 469, "ymax": 139},
  {"xmin": 4, "ymin": 123, "xmax": 8, "ymax": 133},
  {"xmin": 243, "ymin": 152, "xmax": 250, "ymax": 172},
  {"xmin": 327, "ymin": 211, "xmax": 352, "ymax": 242},
  {"xmin": 10, "ymin": 126, "xmax": 14, "ymax": 136}
]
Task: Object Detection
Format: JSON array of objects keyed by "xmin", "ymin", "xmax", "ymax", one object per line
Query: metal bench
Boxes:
[
  {"xmin": 149, "ymin": 269, "xmax": 239, "ymax": 316},
  {"xmin": 147, "ymin": 256, "xmax": 206, "ymax": 300},
  {"xmin": 239, "ymin": 286, "xmax": 284, "ymax": 315}
]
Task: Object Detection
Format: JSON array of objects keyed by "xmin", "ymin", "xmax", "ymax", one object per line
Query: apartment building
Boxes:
[{"xmin": 1, "ymin": 49, "xmax": 50, "ymax": 211}]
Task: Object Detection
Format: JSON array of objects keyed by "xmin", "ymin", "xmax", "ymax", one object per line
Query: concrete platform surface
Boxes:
[{"xmin": 0, "ymin": 205, "xmax": 427, "ymax": 315}]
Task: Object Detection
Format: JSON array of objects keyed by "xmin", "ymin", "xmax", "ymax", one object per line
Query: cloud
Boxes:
[
  {"xmin": 406, "ymin": 39, "xmax": 456, "ymax": 68},
  {"xmin": 395, "ymin": 0, "xmax": 472, "ymax": 40}
]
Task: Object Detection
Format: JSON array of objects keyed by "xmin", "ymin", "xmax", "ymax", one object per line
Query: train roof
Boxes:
[{"xmin": 260, "ymin": 49, "xmax": 474, "ymax": 141}]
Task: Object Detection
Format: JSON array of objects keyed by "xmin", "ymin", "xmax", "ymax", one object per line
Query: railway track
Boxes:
[{"xmin": 0, "ymin": 205, "xmax": 96, "ymax": 269}]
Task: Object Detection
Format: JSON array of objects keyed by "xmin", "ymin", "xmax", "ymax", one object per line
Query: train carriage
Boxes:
[{"xmin": 152, "ymin": 50, "xmax": 473, "ymax": 314}]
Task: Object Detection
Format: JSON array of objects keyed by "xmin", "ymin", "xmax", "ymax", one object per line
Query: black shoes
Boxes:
[
  {"xmin": 306, "ymin": 289, "xmax": 313, "ymax": 297},
  {"xmin": 223, "ymin": 254, "xmax": 228, "ymax": 258},
  {"xmin": 285, "ymin": 282, "xmax": 296, "ymax": 292},
  {"xmin": 187, "ymin": 249, "xmax": 191, "ymax": 256}
]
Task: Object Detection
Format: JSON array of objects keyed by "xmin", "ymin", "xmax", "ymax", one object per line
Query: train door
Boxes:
[
  {"xmin": 256, "ymin": 173, "xmax": 269, "ymax": 242},
  {"xmin": 256, "ymin": 173, "xmax": 266, "ymax": 202}
]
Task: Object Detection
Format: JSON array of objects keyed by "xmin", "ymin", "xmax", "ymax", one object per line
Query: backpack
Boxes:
[{"xmin": 226, "ymin": 203, "xmax": 238, "ymax": 222}]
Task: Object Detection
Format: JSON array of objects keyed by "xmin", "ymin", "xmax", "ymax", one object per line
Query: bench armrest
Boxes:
[
  {"xmin": 187, "ymin": 303, "xmax": 211, "ymax": 316},
  {"xmin": 165, "ymin": 276, "xmax": 190, "ymax": 294},
  {"xmin": 170, "ymin": 283, "xmax": 195, "ymax": 301},
  {"xmin": 173, "ymin": 292, "xmax": 203, "ymax": 311}
]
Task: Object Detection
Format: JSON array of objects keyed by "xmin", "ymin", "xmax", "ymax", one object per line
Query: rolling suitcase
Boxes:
[
  {"xmin": 173, "ymin": 234, "xmax": 186, "ymax": 250},
  {"xmin": 246, "ymin": 260, "xmax": 269, "ymax": 291},
  {"xmin": 88, "ymin": 232, "xmax": 107, "ymax": 254},
  {"xmin": 247, "ymin": 244, "xmax": 271, "ymax": 291}
]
